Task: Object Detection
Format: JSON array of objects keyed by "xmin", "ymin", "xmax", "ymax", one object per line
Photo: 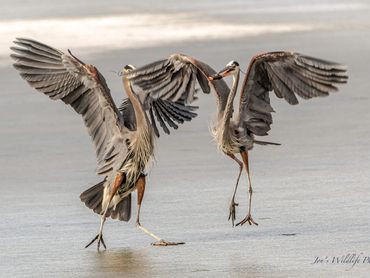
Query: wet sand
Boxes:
[{"xmin": 1, "ymin": 7, "xmax": 370, "ymax": 278}]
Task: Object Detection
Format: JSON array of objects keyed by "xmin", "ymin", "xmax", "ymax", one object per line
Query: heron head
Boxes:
[
  {"xmin": 120, "ymin": 64, "xmax": 136, "ymax": 75},
  {"xmin": 209, "ymin": 61, "xmax": 240, "ymax": 80}
]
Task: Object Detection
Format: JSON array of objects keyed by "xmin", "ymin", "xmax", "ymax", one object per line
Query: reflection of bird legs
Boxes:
[
  {"xmin": 135, "ymin": 175, "xmax": 185, "ymax": 246},
  {"xmin": 237, "ymin": 151, "xmax": 258, "ymax": 226},
  {"xmin": 85, "ymin": 172, "xmax": 124, "ymax": 251},
  {"xmin": 226, "ymin": 152, "xmax": 243, "ymax": 227}
]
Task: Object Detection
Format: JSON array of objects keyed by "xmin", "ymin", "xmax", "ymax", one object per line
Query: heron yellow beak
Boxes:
[{"xmin": 209, "ymin": 65, "xmax": 234, "ymax": 80}]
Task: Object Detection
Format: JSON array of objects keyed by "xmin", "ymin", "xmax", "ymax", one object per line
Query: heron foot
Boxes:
[
  {"xmin": 151, "ymin": 240, "xmax": 185, "ymax": 247},
  {"xmin": 228, "ymin": 199, "xmax": 238, "ymax": 227},
  {"xmin": 85, "ymin": 233, "xmax": 107, "ymax": 251},
  {"xmin": 236, "ymin": 213, "xmax": 258, "ymax": 226}
]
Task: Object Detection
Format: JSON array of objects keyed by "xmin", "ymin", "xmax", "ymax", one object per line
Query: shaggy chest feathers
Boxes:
[
  {"xmin": 211, "ymin": 120, "xmax": 242, "ymax": 154},
  {"xmin": 117, "ymin": 126, "xmax": 154, "ymax": 196},
  {"xmin": 211, "ymin": 120, "xmax": 254, "ymax": 154}
]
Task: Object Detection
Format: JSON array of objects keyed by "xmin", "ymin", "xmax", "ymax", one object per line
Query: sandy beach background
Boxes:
[{"xmin": 0, "ymin": 0, "xmax": 369, "ymax": 277}]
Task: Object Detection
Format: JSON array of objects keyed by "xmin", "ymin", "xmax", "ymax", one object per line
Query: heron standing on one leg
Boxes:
[{"xmin": 10, "ymin": 38, "xmax": 209, "ymax": 250}]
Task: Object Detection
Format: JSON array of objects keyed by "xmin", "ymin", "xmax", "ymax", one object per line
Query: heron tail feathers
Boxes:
[
  {"xmin": 253, "ymin": 140, "xmax": 281, "ymax": 146},
  {"xmin": 80, "ymin": 181, "xmax": 131, "ymax": 222},
  {"xmin": 110, "ymin": 194, "xmax": 131, "ymax": 222}
]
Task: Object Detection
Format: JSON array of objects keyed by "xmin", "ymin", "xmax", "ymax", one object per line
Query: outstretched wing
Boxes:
[
  {"xmin": 11, "ymin": 38, "xmax": 129, "ymax": 176},
  {"xmin": 122, "ymin": 54, "xmax": 230, "ymax": 135},
  {"xmin": 238, "ymin": 52, "xmax": 348, "ymax": 136},
  {"xmin": 119, "ymin": 96, "xmax": 198, "ymax": 137}
]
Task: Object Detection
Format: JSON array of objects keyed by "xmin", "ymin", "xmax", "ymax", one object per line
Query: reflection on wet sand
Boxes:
[
  {"xmin": 90, "ymin": 248, "xmax": 154, "ymax": 276},
  {"xmin": 1, "ymin": 1, "xmax": 369, "ymax": 277}
]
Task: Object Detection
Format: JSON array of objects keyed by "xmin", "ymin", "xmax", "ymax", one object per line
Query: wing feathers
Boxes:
[
  {"xmin": 153, "ymin": 104, "xmax": 170, "ymax": 134},
  {"xmin": 149, "ymin": 108, "xmax": 160, "ymax": 137},
  {"xmin": 13, "ymin": 64, "xmax": 66, "ymax": 75},
  {"xmin": 196, "ymin": 68, "xmax": 211, "ymax": 94},
  {"xmin": 266, "ymin": 63, "xmax": 299, "ymax": 104},
  {"xmin": 14, "ymin": 38, "xmax": 62, "ymax": 56},
  {"xmin": 10, "ymin": 46, "xmax": 61, "ymax": 63},
  {"xmin": 11, "ymin": 38, "xmax": 128, "ymax": 178},
  {"xmin": 154, "ymin": 101, "xmax": 179, "ymax": 129},
  {"xmin": 13, "ymin": 39, "xmax": 61, "ymax": 60},
  {"xmin": 121, "ymin": 53, "xmax": 208, "ymax": 136},
  {"xmin": 239, "ymin": 52, "xmax": 348, "ymax": 137}
]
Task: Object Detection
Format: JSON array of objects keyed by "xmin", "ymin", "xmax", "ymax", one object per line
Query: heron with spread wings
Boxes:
[
  {"xmin": 207, "ymin": 52, "xmax": 348, "ymax": 226},
  {"xmin": 10, "ymin": 38, "xmax": 215, "ymax": 250},
  {"xmin": 11, "ymin": 38, "xmax": 348, "ymax": 248},
  {"xmin": 125, "ymin": 51, "xmax": 348, "ymax": 227}
]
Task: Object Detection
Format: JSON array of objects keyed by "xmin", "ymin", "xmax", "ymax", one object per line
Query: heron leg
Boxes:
[
  {"xmin": 226, "ymin": 152, "xmax": 243, "ymax": 227},
  {"xmin": 135, "ymin": 175, "xmax": 185, "ymax": 246},
  {"xmin": 85, "ymin": 209, "xmax": 107, "ymax": 250},
  {"xmin": 236, "ymin": 151, "xmax": 258, "ymax": 226},
  {"xmin": 85, "ymin": 172, "xmax": 124, "ymax": 251}
]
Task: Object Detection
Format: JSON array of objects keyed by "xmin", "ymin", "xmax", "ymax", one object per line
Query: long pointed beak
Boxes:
[
  {"xmin": 208, "ymin": 66, "xmax": 233, "ymax": 81},
  {"xmin": 209, "ymin": 74, "xmax": 222, "ymax": 81}
]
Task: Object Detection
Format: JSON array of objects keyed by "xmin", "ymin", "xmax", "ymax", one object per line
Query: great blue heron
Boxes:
[
  {"xmin": 125, "ymin": 51, "xmax": 348, "ymax": 227},
  {"xmin": 208, "ymin": 52, "xmax": 348, "ymax": 226},
  {"xmin": 10, "ymin": 38, "xmax": 209, "ymax": 250}
]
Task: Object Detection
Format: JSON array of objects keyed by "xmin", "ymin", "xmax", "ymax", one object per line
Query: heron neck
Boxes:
[
  {"xmin": 122, "ymin": 76, "xmax": 154, "ymax": 161},
  {"xmin": 123, "ymin": 77, "xmax": 148, "ymax": 129},
  {"xmin": 221, "ymin": 70, "xmax": 240, "ymax": 127}
]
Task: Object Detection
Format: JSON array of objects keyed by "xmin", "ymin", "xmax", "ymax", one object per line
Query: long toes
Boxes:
[
  {"xmin": 152, "ymin": 240, "xmax": 185, "ymax": 246},
  {"xmin": 247, "ymin": 216, "xmax": 258, "ymax": 226},
  {"xmin": 152, "ymin": 240, "xmax": 168, "ymax": 246},
  {"xmin": 236, "ymin": 220, "xmax": 245, "ymax": 226},
  {"xmin": 228, "ymin": 210, "xmax": 235, "ymax": 220},
  {"xmin": 85, "ymin": 234, "xmax": 107, "ymax": 250},
  {"xmin": 228, "ymin": 203, "xmax": 238, "ymax": 226},
  {"xmin": 85, "ymin": 234, "xmax": 99, "ymax": 248},
  {"xmin": 100, "ymin": 236, "xmax": 107, "ymax": 249},
  {"xmin": 250, "ymin": 219, "xmax": 258, "ymax": 226},
  {"xmin": 236, "ymin": 216, "xmax": 258, "ymax": 226},
  {"xmin": 229, "ymin": 211, "xmax": 236, "ymax": 227},
  {"xmin": 97, "ymin": 239, "xmax": 102, "ymax": 252},
  {"xmin": 236, "ymin": 218, "xmax": 248, "ymax": 226}
]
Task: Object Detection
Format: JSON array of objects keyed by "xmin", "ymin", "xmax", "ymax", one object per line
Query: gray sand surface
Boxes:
[{"xmin": 0, "ymin": 3, "xmax": 369, "ymax": 278}]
